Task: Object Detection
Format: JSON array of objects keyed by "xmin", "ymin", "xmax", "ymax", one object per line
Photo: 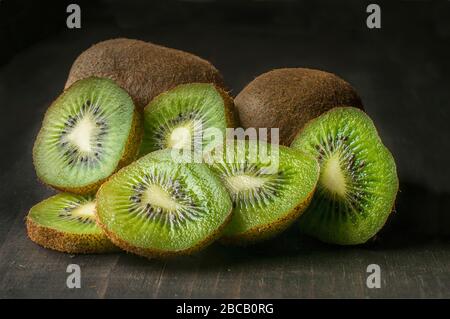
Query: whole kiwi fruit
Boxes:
[
  {"xmin": 235, "ymin": 68, "xmax": 364, "ymax": 145},
  {"xmin": 65, "ymin": 38, "xmax": 225, "ymax": 110}
]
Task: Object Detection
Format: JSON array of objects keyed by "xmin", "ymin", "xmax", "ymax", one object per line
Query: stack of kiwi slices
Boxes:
[
  {"xmin": 30, "ymin": 75, "xmax": 143, "ymax": 254},
  {"xmin": 28, "ymin": 39, "xmax": 240, "ymax": 257},
  {"xmin": 27, "ymin": 38, "xmax": 399, "ymax": 260}
]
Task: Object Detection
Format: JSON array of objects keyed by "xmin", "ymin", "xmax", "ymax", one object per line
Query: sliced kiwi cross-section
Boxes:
[
  {"xmin": 96, "ymin": 150, "xmax": 233, "ymax": 258},
  {"xmin": 33, "ymin": 77, "xmax": 142, "ymax": 194},
  {"xmin": 205, "ymin": 140, "xmax": 319, "ymax": 244},
  {"xmin": 291, "ymin": 107, "xmax": 399, "ymax": 245},
  {"xmin": 139, "ymin": 83, "xmax": 238, "ymax": 156},
  {"xmin": 26, "ymin": 193, "xmax": 116, "ymax": 254}
]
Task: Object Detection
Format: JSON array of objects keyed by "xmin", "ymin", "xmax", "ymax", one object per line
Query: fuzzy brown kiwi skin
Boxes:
[
  {"xmin": 35, "ymin": 109, "xmax": 143, "ymax": 195},
  {"xmin": 66, "ymin": 38, "xmax": 226, "ymax": 111},
  {"xmin": 216, "ymin": 85, "xmax": 240, "ymax": 127},
  {"xmin": 26, "ymin": 216, "xmax": 118, "ymax": 254},
  {"xmin": 235, "ymin": 68, "xmax": 364, "ymax": 146},
  {"xmin": 95, "ymin": 200, "xmax": 233, "ymax": 259},
  {"xmin": 220, "ymin": 185, "xmax": 316, "ymax": 246},
  {"xmin": 116, "ymin": 109, "xmax": 144, "ymax": 169}
]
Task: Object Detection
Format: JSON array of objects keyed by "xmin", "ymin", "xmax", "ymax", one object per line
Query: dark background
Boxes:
[{"xmin": 0, "ymin": 0, "xmax": 449, "ymax": 298}]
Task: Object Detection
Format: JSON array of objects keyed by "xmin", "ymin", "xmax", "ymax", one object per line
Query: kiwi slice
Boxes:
[
  {"xmin": 235, "ymin": 68, "xmax": 363, "ymax": 145},
  {"xmin": 33, "ymin": 77, "xmax": 142, "ymax": 194},
  {"xmin": 291, "ymin": 107, "xmax": 399, "ymax": 245},
  {"xmin": 26, "ymin": 193, "xmax": 116, "ymax": 254},
  {"xmin": 96, "ymin": 150, "xmax": 233, "ymax": 258},
  {"xmin": 139, "ymin": 83, "xmax": 238, "ymax": 156},
  {"xmin": 66, "ymin": 38, "xmax": 225, "ymax": 110},
  {"xmin": 205, "ymin": 140, "xmax": 319, "ymax": 244}
]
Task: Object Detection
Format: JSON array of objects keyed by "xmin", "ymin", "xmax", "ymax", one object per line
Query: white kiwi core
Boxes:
[
  {"xmin": 143, "ymin": 184, "xmax": 179, "ymax": 211},
  {"xmin": 66, "ymin": 115, "xmax": 97, "ymax": 153},
  {"xmin": 167, "ymin": 125, "xmax": 192, "ymax": 149},
  {"xmin": 71, "ymin": 202, "xmax": 96, "ymax": 219},
  {"xmin": 225, "ymin": 175, "xmax": 267, "ymax": 194},
  {"xmin": 320, "ymin": 153, "xmax": 347, "ymax": 197}
]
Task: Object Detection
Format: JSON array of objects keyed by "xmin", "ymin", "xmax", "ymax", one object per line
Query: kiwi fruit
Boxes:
[
  {"xmin": 139, "ymin": 83, "xmax": 238, "ymax": 156},
  {"xmin": 291, "ymin": 107, "xmax": 398, "ymax": 245},
  {"xmin": 26, "ymin": 193, "xmax": 117, "ymax": 254},
  {"xmin": 235, "ymin": 68, "xmax": 364, "ymax": 145},
  {"xmin": 95, "ymin": 150, "xmax": 233, "ymax": 258},
  {"xmin": 204, "ymin": 140, "xmax": 319, "ymax": 244},
  {"xmin": 33, "ymin": 77, "xmax": 142, "ymax": 194},
  {"xmin": 65, "ymin": 38, "xmax": 225, "ymax": 110}
]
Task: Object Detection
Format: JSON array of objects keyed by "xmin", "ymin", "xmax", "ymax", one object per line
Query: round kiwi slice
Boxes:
[
  {"xmin": 66, "ymin": 38, "xmax": 225, "ymax": 110},
  {"xmin": 235, "ymin": 68, "xmax": 363, "ymax": 145},
  {"xmin": 96, "ymin": 150, "xmax": 233, "ymax": 258},
  {"xmin": 139, "ymin": 83, "xmax": 238, "ymax": 156},
  {"xmin": 26, "ymin": 193, "xmax": 117, "ymax": 254},
  {"xmin": 33, "ymin": 77, "xmax": 142, "ymax": 194},
  {"xmin": 204, "ymin": 140, "xmax": 319, "ymax": 244},
  {"xmin": 291, "ymin": 107, "xmax": 399, "ymax": 245}
]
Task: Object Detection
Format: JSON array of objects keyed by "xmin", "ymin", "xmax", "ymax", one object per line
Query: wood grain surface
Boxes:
[{"xmin": 0, "ymin": 212, "xmax": 449, "ymax": 298}]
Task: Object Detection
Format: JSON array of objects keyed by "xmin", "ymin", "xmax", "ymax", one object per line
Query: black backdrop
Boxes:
[{"xmin": 1, "ymin": 0, "xmax": 449, "ymax": 239}]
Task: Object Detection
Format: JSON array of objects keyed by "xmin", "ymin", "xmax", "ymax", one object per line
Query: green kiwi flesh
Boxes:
[
  {"xmin": 96, "ymin": 150, "xmax": 233, "ymax": 258},
  {"xmin": 65, "ymin": 38, "xmax": 225, "ymax": 110},
  {"xmin": 33, "ymin": 77, "xmax": 142, "ymax": 194},
  {"xmin": 291, "ymin": 107, "xmax": 399, "ymax": 245},
  {"xmin": 205, "ymin": 140, "xmax": 319, "ymax": 244},
  {"xmin": 235, "ymin": 68, "xmax": 363, "ymax": 145},
  {"xmin": 26, "ymin": 193, "xmax": 116, "ymax": 254},
  {"xmin": 139, "ymin": 83, "xmax": 238, "ymax": 156}
]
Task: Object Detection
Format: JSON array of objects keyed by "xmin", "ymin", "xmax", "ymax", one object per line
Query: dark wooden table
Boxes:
[
  {"xmin": 1, "ymin": 215, "xmax": 449, "ymax": 298},
  {"xmin": 0, "ymin": 0, "xmax": 449, "ymax": 298}
]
